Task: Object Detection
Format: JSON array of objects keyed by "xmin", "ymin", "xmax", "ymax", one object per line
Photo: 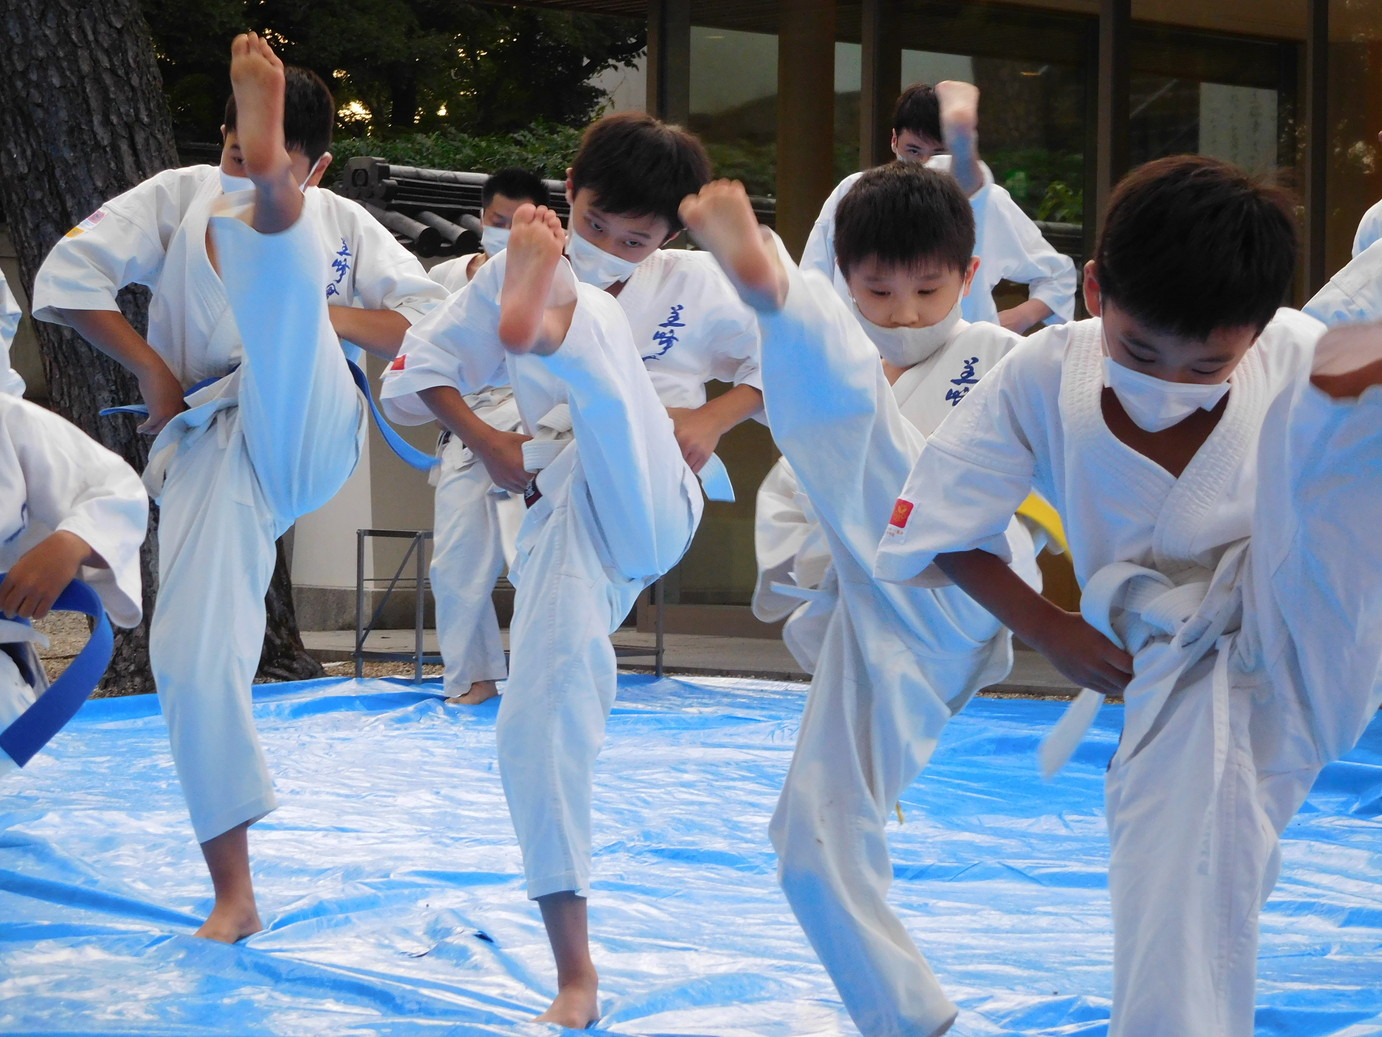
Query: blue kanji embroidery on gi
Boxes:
[
  {"xmin": 944, "ymin": 356, "xmax": 981, "ymax": 405},
  {"xmin": 325, "ymin": 238, "xmax": 352, "ymax": 298},
  {"xmin": 643, "ymin": 303, "xmax": 686, "ymax": 361}
]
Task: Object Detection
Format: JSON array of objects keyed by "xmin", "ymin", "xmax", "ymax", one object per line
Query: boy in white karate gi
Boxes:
[
  {"xmin": 1, "ymin": 270, "xmax": 24, "ymax": 397},
  {"xmin": 429, "ymin": 167, "xmax": 551, "ymax": 294},
  {"xmin": 679, "ymin": 167, "xmax": 1042, "ymax": 1036},
  {"xmin": 752, "ymin": 162, "xmax": 1035, "ymax": 673},
  {"xmin": 423, "ymin": 169, "xmax": 551, "ymax": 705},
  {"xmin": 0, "ymin": 395, "xmax": 147, "ymax": 765},
  {"xmin": 381, "ymin": 113, "xmax": 762, "ymax": 1027},
  {"xmin": 875, "ymin": 154, "xmax": 1382, "ymax": 1035},
  {"xmin": 31, "ymin": 34, "xmax": 445, "ymax": 943},
  {"xmin": 802, "ymin": 81, "xmax": 1076, "ymax": 334}
]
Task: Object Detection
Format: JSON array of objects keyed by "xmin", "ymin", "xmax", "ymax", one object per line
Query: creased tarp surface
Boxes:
[{"xmin": 1, "ymin": 674, "xmax": 1379, "ymax": 1036}]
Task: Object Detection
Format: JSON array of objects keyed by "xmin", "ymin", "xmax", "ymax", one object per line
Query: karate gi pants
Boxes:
[
  {"xmin": 430, "ymin": 453, "xmax": 521, "ymax": 696},
  {"xmin": 482, "ymin": 283, "xmax": 702, "ymax": 900},
  {"xmin": 151, "ymin": 206, "xmax": 363, "ymax": 843}
]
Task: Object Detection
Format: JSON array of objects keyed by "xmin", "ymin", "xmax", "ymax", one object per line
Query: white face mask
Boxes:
[
  {"xmin": 566, "ymin": 227, "xmax": 642, "ymax": 288},
  {"xmin": 480, "ymin": 224, "xmax": 510, "ymax": 257},
  {"xmin": 1101, "ymin": 330, "xmax": 1232, "ymax": 433},
  {"xmin": 851, "ymin": 293, "xmax": 963, "ymax": 368},
  {"xmin": 219, "ymin": 168, "xmax": 250, "ymax": 195},
  {"xmin": 218, "ymin": 157, "xmax": 321, "ymax": 196}
]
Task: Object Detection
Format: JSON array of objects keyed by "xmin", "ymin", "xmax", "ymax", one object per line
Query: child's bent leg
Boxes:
[
  {"xmin": 496, "ymin": 205, "xmax": 700, "ymax": 580},
  {"xmin": 212, "ymin": 36, "xmax": 361, "ymax": 523},
  {"xmin": 430, "ymin": 463, "xmax": 507, "ymax": 702},
  {"xmin": 211, "ymin": 207, "xmax": 362, "ymax": 524},
  {"xmin": 770, "ymin": 606, "xmax": 961, "ymax": 1037},
  {"xmin": 506, "ymin": 295, "xmax": 701, "ymax": 581},
  {"xmin": 151, "ymin": 427, "xmax": 278, "ymax": 941}
]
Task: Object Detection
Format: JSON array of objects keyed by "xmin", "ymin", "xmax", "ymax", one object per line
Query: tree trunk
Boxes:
[
  {"xmin": 257, "ymin": 540, "xmax": 325, "ymax": 683},
  {"xmin": 0, "ymin": 0, "xmax": 177, "ymax": 695},
  {"xmin": 0, "ymin": 0, "xmax": 321, "ymax": 692}
]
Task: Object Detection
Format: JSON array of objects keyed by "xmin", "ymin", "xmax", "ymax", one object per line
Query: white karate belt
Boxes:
[
  {"xmin": 1039, "ymin": 546, "xmax": 1248, "ymax": 779},
  {"xmin": 516, "ymin": 402, "xmax": 735, "ymax": 503}
]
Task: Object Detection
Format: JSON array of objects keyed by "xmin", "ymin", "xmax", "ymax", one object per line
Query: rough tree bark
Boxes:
[{"xmin": 0, "ymin": 0, "xmax": 321, "ymax": 692}]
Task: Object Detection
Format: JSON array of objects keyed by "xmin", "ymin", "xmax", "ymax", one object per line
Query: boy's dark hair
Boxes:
[
  {"xmin": 224, "ymin": 65, "xmax": 334, "ymax": 165},
  {"xmin": 483, "ymin": 167, "xmax": 550, "ymax": 210},
  {"xmin": 1096, "ymin": 155, "xmax": 1297, "ymax": 339},
  {"xmin": 835, "ymin": 163, "xmax": 974, "ymax": 278},
  {"xmin": 892, "ymin": 83, "xmax": 942, "ymax": 143},
  {"xmin": 569, "ymin": 111, "xmax": 711, "ymax": 234}
]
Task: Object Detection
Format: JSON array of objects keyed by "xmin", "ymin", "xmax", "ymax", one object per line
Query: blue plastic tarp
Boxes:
[{"xmin": 2, "ymin": 675, "xmax": 1380, "ymax": 1036}]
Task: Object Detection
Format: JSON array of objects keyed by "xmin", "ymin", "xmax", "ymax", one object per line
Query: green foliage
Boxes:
[
  {"xmin": 987, "ymin": 146, "xmax": 1084, "ymax": 222},
  {"xmin": 1035, "ymin": 181, "xmax": 1083, "ymax": 224},
  {"xmin": 325, "ymin": 125, "xmax": 584, "ymax": 184},
  {"xmin": 141, "ymin": 0, "xmax": 644, "ymax": 141}
]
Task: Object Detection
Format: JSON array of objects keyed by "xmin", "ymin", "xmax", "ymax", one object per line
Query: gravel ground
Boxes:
[{"xmin": 32, "ymin": 614, "xmax": 444, "ymax": 686}]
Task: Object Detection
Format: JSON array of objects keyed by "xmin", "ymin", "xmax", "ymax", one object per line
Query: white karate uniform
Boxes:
[
  {"xmin": 32, "ymin": 167, "xmax": 446, "ymax": 843},
  {"xmin": 428, "ymin": 252, "xmax": 481, "ymax": 295},
  {"xmin": 0, "ymin": 270, "xmax": 24, "ymax": 397},
  {"xmin": 1352, "ymin": 197, "xmax": 1382, "ymax": 257},
  {"xmin": 1304, "ymin": 238, "xmax": 1382, "ymax": 325},
  {"xmin": 0, "ymin": 394, "xmax": 146, "ymax": 755},
  {"xmin": 416, "ymin": 252, "xmax": 524, "ymax": 695},
  {"xmin": 753, "ymin": 317, "xmax": 1019, "ymax": 673},
  {"xmin": 398, "ymin": 245, "xmax": 762, "ymax": 698},
  {"xmin": 876, "ymin": 311, "xmax": 1382, "ymax": 1037},
  {"xmin": 800, "ymin": 158, "xmax": 1077, "ymax": 328},
  {"xmin": 753, "ymin": 247, "xmax": 1039, "ymax": 1037},
  {"xmin": 385, "ymin": 253, "xmax": 703, "ymax": 898}
]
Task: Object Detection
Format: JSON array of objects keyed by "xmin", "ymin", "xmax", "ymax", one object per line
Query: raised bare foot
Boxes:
[
  {"xmin": 534, "ymin": 973, "xmax": 600, "ymax": 1029},
  {"xmin": 679, "ymin": 181, "xmax": 786, "ymax": 312},
  {"xmin": 194, "ymin": 898, "xmax": 263, "ymax": 943},
  {"xmin": 445, "ymin": 679, "xmax": 499, "ymax": 705},
  {"xmin": 228, "ymin": 32, "xmax": 301, "ymax": 233},
  {"xmin": 935, "ymin": 81, "xmax": 983, "ymax": 196},
  {"xmin": 498, "ymin": 205, "xmax": 570, "ymax": 355}
]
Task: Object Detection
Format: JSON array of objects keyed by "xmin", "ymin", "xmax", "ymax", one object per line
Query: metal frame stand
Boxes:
[{"xmin": 354, "ymin": 528, "xmax": 440, "ymax": 681}]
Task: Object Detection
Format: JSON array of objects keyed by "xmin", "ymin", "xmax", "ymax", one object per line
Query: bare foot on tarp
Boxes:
[{"xmin": 445, "ymin": 679, "xmax": 499, "ymax": 706}]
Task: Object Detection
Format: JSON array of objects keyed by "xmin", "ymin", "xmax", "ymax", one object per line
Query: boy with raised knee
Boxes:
[
  {"xmin": 382, "ymin": 112, "xmax": 762, "ymax": 1026},
  {"xmin": 681, "ymin": 162, "xmax": 1042, "ymax": 1036},
  {"xmin": 32, "ymin": 33, "xmax": 444, "ymax": 941}
]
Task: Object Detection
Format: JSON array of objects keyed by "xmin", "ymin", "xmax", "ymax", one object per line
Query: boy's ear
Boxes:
[
  {"xmin": 1082, "ymin": 260, "xmax": 1103, "ymax": 317},
  {"xmin": 961, "ymin": 255, "xmax": 980, "ymax": 296},
  {"xmin": 307, "ymin": 152, "xmax": 333, "ymax": 188},
  {"xmin": 565, "ymin": 170, "xmax": 575, "ymax": 207},
  {"xmin": 220, "ymin": 124, "xmax": 228, "ymax": 142}
]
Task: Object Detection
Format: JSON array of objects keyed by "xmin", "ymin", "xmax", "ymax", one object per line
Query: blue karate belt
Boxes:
[
  {"xmin": 101, "ymin": 361, "xmax": 437, "ymax": 472},
  {"xmin": 0, "ymin": 578, "xmax": 114, "ymax": 769}
]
